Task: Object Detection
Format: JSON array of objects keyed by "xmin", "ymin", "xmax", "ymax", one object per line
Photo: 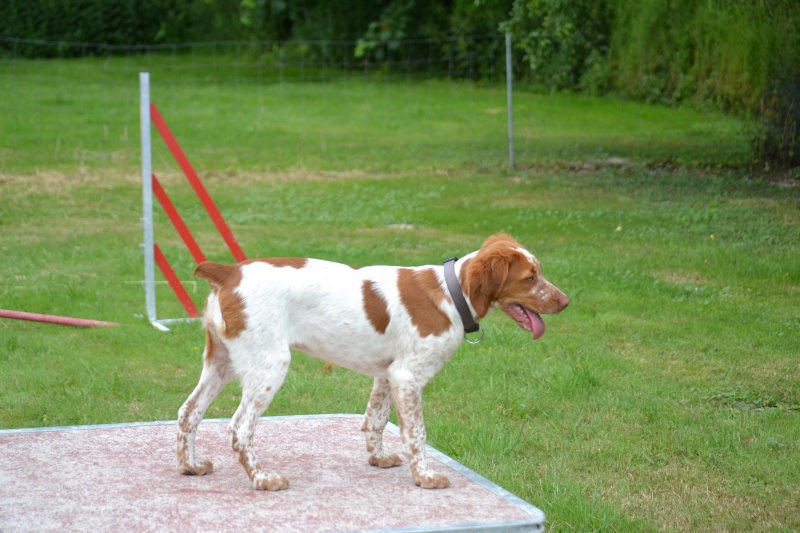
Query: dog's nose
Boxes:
[{"xmin": 559, "ymin": 293, "xmax": 570, "ymax": 310}]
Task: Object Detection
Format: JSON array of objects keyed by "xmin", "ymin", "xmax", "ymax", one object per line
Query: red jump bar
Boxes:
[
  {"xmin": 150, "ymin": 103, "xmax": 246, "ymax": 263},
  {"xmin": 152, "ymin": 174, "xmax": 207, "ymax": 264},
  {"xmin": 153, "ymin": 244, "xmax": 200, "ymax": 318}
]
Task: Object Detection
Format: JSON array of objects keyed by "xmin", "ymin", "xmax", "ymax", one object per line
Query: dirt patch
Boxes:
[
  {"xmin": 190, "ymin": 169, "xmax": 401, "ymax": 186},
  {"xmin": 769, "ymin": 177, "xmax": 800, "ymax": 188},
  {"xmin": 603, "ymin": 460, "xmax": 799, "ymax": 531},
  {"xmin": 0, "ymin": 168, "xmax": 402, "ymax": 195},
  {"xmin": 0, "ymin": 170, "xmax": 140, "ymax": 195},
  {"xmin": 654, "ymin": 269, "xmax": 709, "ymax": 286}
]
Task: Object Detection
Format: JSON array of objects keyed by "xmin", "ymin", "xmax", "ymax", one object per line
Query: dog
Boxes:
[{"xmin": 176, "ymin": 233, "xmax": 569, "ymax": 490}]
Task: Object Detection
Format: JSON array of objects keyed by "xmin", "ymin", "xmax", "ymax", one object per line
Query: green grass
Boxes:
[
  {"xmin": 1, "ymin": 54, "xmax": 798, "ymax": 531},
  {"xmin": 0, "ymin": 52, "xmax": 750, "ymax": 174}
]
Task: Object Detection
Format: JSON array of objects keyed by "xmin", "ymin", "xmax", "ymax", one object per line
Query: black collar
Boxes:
[{"xmin": 443, "ymin": 257, "xmax": 480, "ymax": 334}]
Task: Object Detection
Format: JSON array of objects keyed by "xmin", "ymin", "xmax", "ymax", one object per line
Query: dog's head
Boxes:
[{"xmin": 464, "ymin": 233, "xmax": 569, "ymax": 340}]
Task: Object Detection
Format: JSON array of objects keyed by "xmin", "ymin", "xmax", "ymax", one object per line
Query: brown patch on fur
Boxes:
[
  {"xmin": 362, "ymin": 280, "xmax": 391, "ymax": 334},
  {"xmin": 194, "ymin": 261, "xmax": 247, "ymax": 338},
  {"xmin": 364, "ymin": 389, "xmax": 391, "ymax": 440},
  {"xmin": 368, "ymin": 454, "xmax": 403, "ymax": 468},
  {"xmin": 176, "ymin": 433, "xmax": 189, "ymax": 459},
  {"xmin": 178, "ymin": 399, "xmax": 196, "ymax": 434},
  {"xmin": 463, "ymin": 234, "xmax": 522, "ymax": 317},
  {"xmin": 260, "ymin": 257, "xmax": 308, "ymax": 269},
  {"xmin": 218, "ymin": 291, "xmax": 247, "ymax": 338},
  {"xmin": 397, "ymin": 268, "xmax": 452, "ymax": 337},
  {"xmin": 236, "ymin": 449, "xmax": 257, "ymax": 480},
  {"xmin": 202, "ymin": 328, "xmax": 224, "ymax": 364}
]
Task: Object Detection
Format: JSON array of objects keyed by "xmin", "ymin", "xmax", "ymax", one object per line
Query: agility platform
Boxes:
[{"xmin": 0, "ymin": 414, "xmax": 544, "ymax": 532}]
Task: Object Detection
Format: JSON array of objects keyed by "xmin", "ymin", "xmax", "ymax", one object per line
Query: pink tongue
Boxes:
[{"xmin": 525, "ymin": 308, "xmax": 546, "ymax": 340}]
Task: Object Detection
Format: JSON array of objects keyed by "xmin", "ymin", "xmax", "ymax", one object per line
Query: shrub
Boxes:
[
  {"xmin": 502, "ymin": 0, "xmax": 612, "ymax": 91},
  {"xmin": 0, "ymin": 0, "xmax": 242, "ymax": 56},
  {"xmin": 755, "ymin": 67, "xmax": 800, "ymax": 171}
]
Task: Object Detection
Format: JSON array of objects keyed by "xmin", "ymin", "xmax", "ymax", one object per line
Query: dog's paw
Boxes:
[
  {"xmin": 252, "ymin": 473, "xmax": 289, "ymax": 491},
  {"xmin": 178, "ymin": 458, "xmax": 214, "ymax": 476},
  {"xmin": 368, "ymin": 453, "xmax": 403, "ymax": 468},
  {"xmin": 414, "ymin": 471, "xmax": 450, "ymax": 489}
]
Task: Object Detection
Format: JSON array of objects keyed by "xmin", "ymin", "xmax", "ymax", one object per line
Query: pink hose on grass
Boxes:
[{"xmin": 0, "ymin": 309, "xmax": 119, "ymax": 328}]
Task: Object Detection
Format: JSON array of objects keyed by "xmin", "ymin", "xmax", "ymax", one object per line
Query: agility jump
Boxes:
[{"xmin": 139, "ymin": 72, "xmax": 246, "ymax": 330}]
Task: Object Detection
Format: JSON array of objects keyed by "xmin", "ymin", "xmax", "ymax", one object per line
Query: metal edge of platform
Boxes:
[
  {"xmin": 0, "ymin": 414, "xmax": 545, "ymax": 533},
  {"xmin": 373, "ymin": 419, "xmax": 545, "ymax": 533}
]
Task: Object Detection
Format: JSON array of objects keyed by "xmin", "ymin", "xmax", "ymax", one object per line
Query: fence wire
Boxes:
[{"xmin": 0, "ymin": 36, "xmax": 516, "ymax": 174}]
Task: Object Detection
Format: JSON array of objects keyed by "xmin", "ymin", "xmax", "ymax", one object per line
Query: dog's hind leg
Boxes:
[
  {"xmin": 177, "ymin": 329, "xmax": 235, "ymax": 476},
  {"xmin": 228, "ymin": 347, "xmax": 291, "ymax": 491},
  {"xmin": 362, "ymin": 377, "xmax": 402, "ymax": 468}
]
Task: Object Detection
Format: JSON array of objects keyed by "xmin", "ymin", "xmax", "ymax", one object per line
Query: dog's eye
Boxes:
[{"xmin": 525, "ymin": 275, "xmax": 536, "ymax": 283}]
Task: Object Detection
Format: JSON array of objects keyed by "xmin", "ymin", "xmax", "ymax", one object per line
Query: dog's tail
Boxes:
[{"xmin": 194, "ymin": 261, "xmax": 239, "ymax": 292}]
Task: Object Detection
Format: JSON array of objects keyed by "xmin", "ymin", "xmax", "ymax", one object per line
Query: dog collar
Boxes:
[{"xmin": 443, "ymin": 257, "xmax": 482, "ymax": 343}]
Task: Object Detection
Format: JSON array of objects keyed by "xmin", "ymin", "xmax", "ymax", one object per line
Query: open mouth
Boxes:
[{"xmin": 504, "ymin": 303, "xmax": 546, "ymax": 340}]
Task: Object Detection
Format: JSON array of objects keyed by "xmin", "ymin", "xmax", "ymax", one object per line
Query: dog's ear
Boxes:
[{"xmin": 464, "ymin": 249, "xmax": 512, "ymax": 318}]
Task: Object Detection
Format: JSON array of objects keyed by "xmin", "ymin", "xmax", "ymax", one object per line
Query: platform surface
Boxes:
[{"xmin": 0, "ymin": 414, "xmax": 544, "ymax": 532}]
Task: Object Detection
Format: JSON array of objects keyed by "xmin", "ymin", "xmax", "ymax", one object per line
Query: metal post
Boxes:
[
  {"xmin": 139, "ymin": 72, "xmax": 157, "ymax": 324},
  {"xmin": 505, "ymin": 33, "xmax": 515, "ymax": 170}
]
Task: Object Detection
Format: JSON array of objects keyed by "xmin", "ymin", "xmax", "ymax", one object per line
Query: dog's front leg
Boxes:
[
  {"xmin": 363, "ymin": 377, "xmax": 402, "ymax": 468},
  {"xmin": 391, "ymin": 382, "xmax": 450, "ymax": 489}
]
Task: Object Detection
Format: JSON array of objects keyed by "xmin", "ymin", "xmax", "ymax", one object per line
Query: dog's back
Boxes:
[{"xmin": 195, "ymin": 258, "xmax": 462, "ymax": 376}]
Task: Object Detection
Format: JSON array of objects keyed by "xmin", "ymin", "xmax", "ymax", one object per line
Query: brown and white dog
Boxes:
[{"xmin": 177, "ymin": 233, "xmax": 569, "ymax": 490}]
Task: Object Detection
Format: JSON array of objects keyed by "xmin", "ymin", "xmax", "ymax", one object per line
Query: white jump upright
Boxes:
[{"xmin": 139, "ymin": 72, "xmax": 160, "ymax": 329}]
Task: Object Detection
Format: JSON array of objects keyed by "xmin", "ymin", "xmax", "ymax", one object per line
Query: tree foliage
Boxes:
[
  {"xmin": 501, "ymin": 0, "xmax": 611, "ymax": 93},
  {"xmin": 0, "ymin": 0, "xmax": 242, "ymax": 51},
  {"xmin": 503, "ymin": 0, "xmax": 799, "ymax": 168}
]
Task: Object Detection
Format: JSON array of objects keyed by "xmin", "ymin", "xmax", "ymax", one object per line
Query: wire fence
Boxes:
[
  {"xmin": 0, "ymin": 35, "xmax": 521, "ymax": 175},
  {"xmin": 0, "ymin": 35, "xmax": 753, "ymax": 176}
]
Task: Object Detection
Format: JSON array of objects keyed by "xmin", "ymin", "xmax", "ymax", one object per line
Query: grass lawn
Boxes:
[{"xmin": 1, "ymin": 52, "xmax": 798, "ymax": 531}]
